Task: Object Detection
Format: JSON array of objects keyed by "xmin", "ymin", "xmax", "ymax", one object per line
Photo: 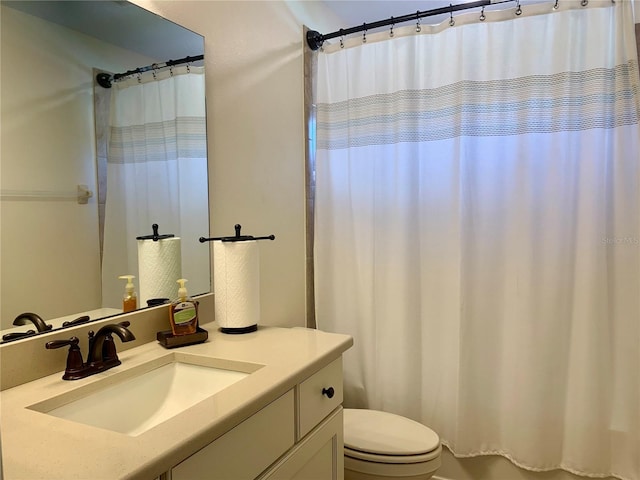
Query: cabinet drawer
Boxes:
[
  {"xmin": 172, "ymin": 390, "xmax": 295, "ymax": 480},
  {"xmin": 297, "ymin": 357, "xmax": 343, "ymax": 439}
]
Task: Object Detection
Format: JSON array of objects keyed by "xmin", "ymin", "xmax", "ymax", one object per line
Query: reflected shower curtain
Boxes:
[
  {"xmin": 102, "ymin": 66, "xmax": 209, "ymax": 308},
  {"xmin": 314, "ymin": 2, "xmax": 640, "ymax": 479}
]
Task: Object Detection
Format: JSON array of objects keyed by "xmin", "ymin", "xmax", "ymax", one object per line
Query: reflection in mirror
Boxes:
[{"xmin": 0, "ymin": 1, "xmax": 210, "ymax": 342}]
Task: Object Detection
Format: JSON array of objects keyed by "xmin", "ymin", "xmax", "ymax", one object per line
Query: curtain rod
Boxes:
[
  {"xmin": 96, "ymin": 54, "xmax": 204, "ymax": 88},
  {"xmin": 307, "ymin": 0, "xmax": 500, "ymax": 50}
]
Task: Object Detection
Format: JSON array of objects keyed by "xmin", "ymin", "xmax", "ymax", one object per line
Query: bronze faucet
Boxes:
[
  {"xmin": 13, "ymin": 312, "xmax": 52, "ymax": 332},
  {"xmin": 88, "ymin": 322, "xmax": 136, "ymax": 368},
  {"xmin": 46, "ymin": 321, "xmax": 136, "ymax": 380}
]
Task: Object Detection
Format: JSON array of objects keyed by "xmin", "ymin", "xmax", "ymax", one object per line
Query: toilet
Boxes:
[{"xmin": 343, "ymin": 409, "xmax": 442, "ymax": 480}]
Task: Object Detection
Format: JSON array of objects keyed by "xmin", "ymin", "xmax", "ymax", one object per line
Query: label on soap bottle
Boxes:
[{"xmin": 173, "ymin": 301, "xmax": 197, "ymax": 325}]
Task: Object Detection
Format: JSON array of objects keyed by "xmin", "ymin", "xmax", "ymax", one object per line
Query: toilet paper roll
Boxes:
[
  {"xmin": 138, "ymin": 237, "xmax": 182, "ymax": 306},
  {"xmin": 213, "ymin": 240, "xmax": 260, "ymax": 331}
]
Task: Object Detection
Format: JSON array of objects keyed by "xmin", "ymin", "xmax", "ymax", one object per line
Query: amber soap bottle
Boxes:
[
  {"xmin": 169, "ymin": 278, "xmax": 199, "ymax": 336},
  {"xmin": 119, "ymin": 275, "xmax": 137, "ymax": 313}
]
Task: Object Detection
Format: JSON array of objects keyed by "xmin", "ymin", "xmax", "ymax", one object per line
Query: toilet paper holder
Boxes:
[{"xmin": 199, "ymin": 224, "xmax": 275, "ymax": 243}]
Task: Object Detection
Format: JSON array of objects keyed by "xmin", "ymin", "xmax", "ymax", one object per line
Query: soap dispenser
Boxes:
[
  {"xmin": 169, "ymin": 278, "xmax": 199, "ymax": 336},
  {"xmin": 118, "ymin": 275, "xmax": 137, "ymax": 313}
]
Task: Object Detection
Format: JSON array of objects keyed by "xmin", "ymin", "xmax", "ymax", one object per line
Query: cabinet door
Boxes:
[
  {"xmin": 289, "ymin": 434, "xmax": 336, "ymax": 480},
  {"xmin": 171, "ymin": 390, "xmax": 294, "ymax": 480},
  {"xmin": 260, "ymin": 407, "xmax": 343, "ymax": 480}
]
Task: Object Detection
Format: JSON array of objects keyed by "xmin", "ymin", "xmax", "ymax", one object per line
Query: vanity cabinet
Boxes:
[
  {"xmin": 170, "ymin": 357, "xmax": 344, "ymax": 480},
  {"xmin": 1, "ymin": 325, "xmax": 353, "ymax": 480}
]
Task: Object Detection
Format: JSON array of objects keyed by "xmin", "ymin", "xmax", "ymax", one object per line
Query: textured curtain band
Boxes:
[{"xmin": 317, "ymin": 61, "xmax": 640, "ymax": 149}]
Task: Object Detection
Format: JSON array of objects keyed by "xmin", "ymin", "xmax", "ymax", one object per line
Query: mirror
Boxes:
[{"xmin": 0, "ymin": 1, "xmax": 210, "ymax": 342}]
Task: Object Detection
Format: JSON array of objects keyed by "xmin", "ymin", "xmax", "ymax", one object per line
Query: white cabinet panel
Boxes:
[
  {"xmin": 172, "ymin": 390, "xmax": 295, "ymax": 480},
  {"xmin": 260, "ymin": 407, "xmax": 343, "ymax": 480}
]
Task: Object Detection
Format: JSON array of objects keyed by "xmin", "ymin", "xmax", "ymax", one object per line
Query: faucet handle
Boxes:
[
  {"xmin": 46, "ymin": 337, "xmax": 86, "ymax": 380},
  {"xmin": 2, "ymin": 330, "xmax": 36, "ymax": 341},
  {"xmin": 62, "ymin": 315, "xmax": 91, "ymax": 328},
  {"xmin": 46, "ymin": 337, "xmax": 79, "ymax": 350}
]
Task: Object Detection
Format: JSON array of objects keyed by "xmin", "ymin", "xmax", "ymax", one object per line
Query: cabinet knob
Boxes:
[{"xmin": 322, "ymin": 387, "xmax": 335, "ymax": 399}]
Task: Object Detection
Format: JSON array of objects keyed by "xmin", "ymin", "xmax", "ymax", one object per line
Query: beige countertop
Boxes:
[{"xmin": 1, "ymin": 323, "xmax": 353, "ymax": 480}]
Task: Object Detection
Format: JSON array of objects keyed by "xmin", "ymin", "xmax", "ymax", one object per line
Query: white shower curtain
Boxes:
[
  {"xmin": 314, "ymin": 2, "xmax": 640, "ymax": 479},
  {"xmin": 102, "ymin": 66, "xmax": 209, "ymax": 308}
]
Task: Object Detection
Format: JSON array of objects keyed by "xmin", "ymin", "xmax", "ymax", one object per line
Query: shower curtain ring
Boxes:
[
  {"xmin": 480, "ymin": 6, "xmax": 486, "ymax": 21},
  {"xmin": 416, "ymin": 12, "xmax": 422, "ymax": 33},
  {"xmin": 449, "ymin": 5, "xmax": 455, "ymax": 26},
  {"xmin": 339, "ymin": 29, "xmax": 345, "ymax": 48},
  {"xmin": 553, "ymin": 0, "xmax": 559, "ymax": 9},
  {"xmin": 390, "ymin": 17, "xmax": 395, "ymax": 37},
  {"xmin": 580, "ymin": 0, "xmax": 588, "ymax": 5},
  {"xmin": 515, "ymin": 0, "xmax": 522, "ymax": 15},
  {"xmin": 362, "ymin": 23, "xmax": 367, "ymax": 43}
]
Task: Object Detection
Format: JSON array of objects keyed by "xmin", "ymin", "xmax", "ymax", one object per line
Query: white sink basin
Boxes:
[{"xmin": 29, "ymin": 354, "xmax": 263, "ymax": 436}]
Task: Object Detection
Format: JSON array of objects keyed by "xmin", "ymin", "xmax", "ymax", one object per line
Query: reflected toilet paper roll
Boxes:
[
  {"xmin": 213, "ymin": 240, "xmax": 260, "ymax": 333},
  {"xmin": 138, "ymin": 237, "xmax": 182, "ymax": 306}
]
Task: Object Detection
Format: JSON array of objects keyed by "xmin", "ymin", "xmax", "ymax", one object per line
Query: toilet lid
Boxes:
[{"xmin": 344, "ymin": 409, "xmax": 440, "ymax": 456}]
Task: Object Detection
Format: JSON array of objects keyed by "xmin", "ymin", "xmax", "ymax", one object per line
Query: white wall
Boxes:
[
  {"xmin": 121, "ymin": 3, "xmax": 635, "ymax": 479},
  {"xmin": 131, "ymin": 0, "xmax": 342, "ymax": 328},
  {"xmin": 0, "ymin": 6, "xmax": 155, "ymax": 327}
]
